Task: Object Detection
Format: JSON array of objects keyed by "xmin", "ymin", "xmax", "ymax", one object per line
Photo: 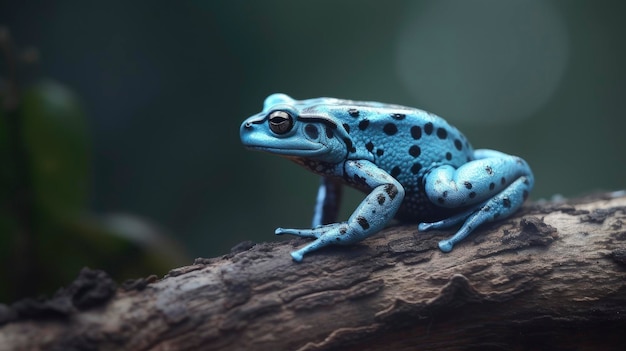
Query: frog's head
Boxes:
[{"xmin": 240, "ymin": 93, "xmax": 350, "ymax": 163}]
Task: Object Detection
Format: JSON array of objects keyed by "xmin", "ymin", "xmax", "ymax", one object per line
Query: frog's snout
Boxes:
[{"xmin": 240, "ymin": 114, "xmax": 263, "ymax": 145}]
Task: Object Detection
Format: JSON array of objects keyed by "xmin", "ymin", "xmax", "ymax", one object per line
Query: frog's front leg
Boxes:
[
  {"xmin": 276, "ymin": 160, "xmax": 405, "ymax": 262},
  {"xmin": 420, "ymin": 149, "xmax": 534, "ymax": 252}
]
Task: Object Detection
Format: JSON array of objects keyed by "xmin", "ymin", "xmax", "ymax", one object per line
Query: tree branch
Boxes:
[{"xmin": 1, "ymin": 192, "xmax": 626, "ymax": 350}]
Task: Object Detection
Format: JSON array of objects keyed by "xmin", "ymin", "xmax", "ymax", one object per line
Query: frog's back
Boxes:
[
  {"xmin": 300, "ymin": 97, "xmax": 475, "ymax": 221},
  {"xmin": 300, "ymin": 97, "xmax": 474, "ymax": 180}
]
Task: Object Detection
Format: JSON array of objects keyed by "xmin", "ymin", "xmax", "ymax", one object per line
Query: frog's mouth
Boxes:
[{"xmin": 242, "ymin": 142, "xmax": 328, "ymax": 157}]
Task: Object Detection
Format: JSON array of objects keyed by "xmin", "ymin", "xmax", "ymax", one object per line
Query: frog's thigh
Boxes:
[{"xmin": 423, "ymin": 151, "xmax": 531, "ymax": 208}]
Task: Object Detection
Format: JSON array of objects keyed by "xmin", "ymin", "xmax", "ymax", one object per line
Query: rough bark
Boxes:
[{"xmin": 1, "ymin": 192, "xmax": 626, "ymax": 351}]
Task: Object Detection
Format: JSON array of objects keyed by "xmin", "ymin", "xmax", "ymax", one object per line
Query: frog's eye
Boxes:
[{"xmin": 268, "ymin": 110, "xmax": 294, "ymax": 135}]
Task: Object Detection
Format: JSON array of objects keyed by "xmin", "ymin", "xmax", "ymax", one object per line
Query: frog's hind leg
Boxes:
[
  {"xmin": 311, "ymin": 177, "xmax": 343, "ymax": 227},
  {"xmin": 439, "ymin": 176, "xmax": 532, "ymax": 252},
  {"xmin": 420, "ymin": 149, "xmax": 534, "ymax": 252}
]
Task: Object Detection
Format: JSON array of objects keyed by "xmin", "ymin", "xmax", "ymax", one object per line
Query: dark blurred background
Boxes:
[{"xmin": 1, "ymin": 0, "xmax": 625, "ymax": 301}]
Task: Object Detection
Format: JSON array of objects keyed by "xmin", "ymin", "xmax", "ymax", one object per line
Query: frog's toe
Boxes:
[
  {"xmin": 275, "ymin": 227, "xmax": 323, "ymax": 238},
  {"xmin": 290, "ymin": 250, "xmax": 304, "ymax": 262},
  {"xmin": 419, "ymin": 208, "xmax": 478, "ymax": 232},
  {"xmin": 418, "ymin": 222, "xmax": 435, "ymax": 231},
  {"xmin": 438, "ymin": 239, "xmax": 454, "ymax": 252},
  {"xmin": 418, "ymin": 219, "xmax": 461, "ymax": 232},
  {"xmin": 275, "ymin": 227, "xmax": 305, "ymax": 236}
]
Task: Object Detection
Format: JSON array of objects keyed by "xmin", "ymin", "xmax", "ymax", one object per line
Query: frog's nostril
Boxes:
[{"xmin": 245, "ymin": 122, "xmax": 252, "ymax": 128}]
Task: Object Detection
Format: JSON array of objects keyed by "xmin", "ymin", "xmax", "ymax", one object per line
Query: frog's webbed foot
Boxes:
[
  {"xmin": 276, "ymin": 223, "xmax": 350, "ymax": 262},
  {"xmin": 421, "ymin": 149, "xmax": 534, "ymax": 252}
]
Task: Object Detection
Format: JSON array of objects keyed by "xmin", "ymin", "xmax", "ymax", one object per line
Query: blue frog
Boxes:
[{"xmin": 240, "ymin": 94, "xmax": 534, "ymax": 262}]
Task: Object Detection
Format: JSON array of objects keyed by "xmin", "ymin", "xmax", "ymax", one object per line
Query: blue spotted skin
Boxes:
[{"xmin": 240, "ymin": 93, "xmax": 534, "ymax": 261}]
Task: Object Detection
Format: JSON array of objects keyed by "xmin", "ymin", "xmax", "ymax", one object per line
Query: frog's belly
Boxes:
[
  {"xmin": 344, "ymin": 176, "xmax": 466, "ymax": 222},
  {"xmin": 395, "ymin": 187, "xmax": 468, "ymax": 222}
]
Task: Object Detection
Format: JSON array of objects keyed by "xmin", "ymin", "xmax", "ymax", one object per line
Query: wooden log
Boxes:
[{"xmin": 1, "ymin": 192, "xmax": 625, "ymax": 351}]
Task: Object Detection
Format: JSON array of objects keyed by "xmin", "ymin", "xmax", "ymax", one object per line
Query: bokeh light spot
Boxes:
[{"xmin": 396, "ymin": 0, "xmax": 568, "ymax": 124}]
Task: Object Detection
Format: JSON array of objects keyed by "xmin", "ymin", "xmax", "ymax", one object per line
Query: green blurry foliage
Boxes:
[
  {"xmin": 21, "ymin": 80, "xmax": 89, "ymax": 213},
  {"xmin": 1, "ymin": 78, "xmax": 187, "ymax": 302}
]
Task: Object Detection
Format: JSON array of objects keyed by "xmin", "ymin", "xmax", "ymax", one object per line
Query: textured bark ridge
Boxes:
[{"xmin": 1, "ymin": 193, "xmax": 626, "ymax": 351}]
